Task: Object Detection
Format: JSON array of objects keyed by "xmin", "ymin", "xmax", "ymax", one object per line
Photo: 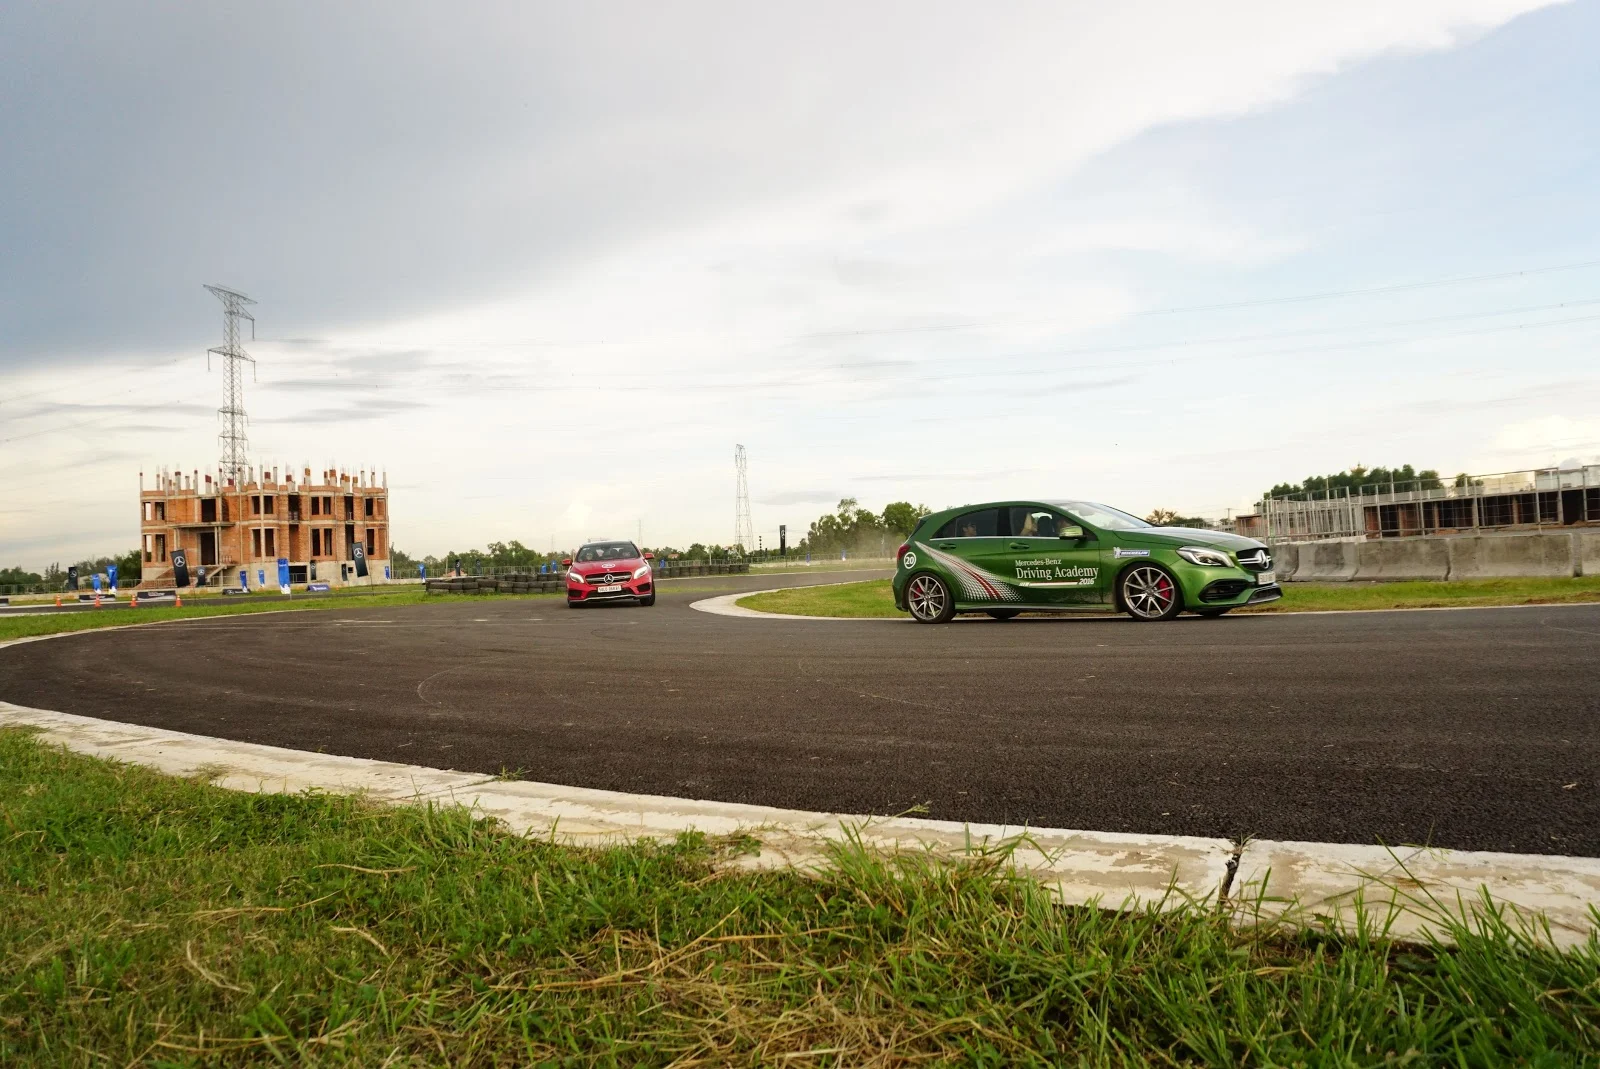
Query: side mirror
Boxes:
[
  {"xmin": 1058, "ymin": 525, "xmax": 1085, "ymax": 540},
  {"xmin": 643, "ymin": 552, "xmax": 655, "ymax": 560},
  {"xmin": 560, "ymin": 557, "xmax": 572, "ymax": 567}
]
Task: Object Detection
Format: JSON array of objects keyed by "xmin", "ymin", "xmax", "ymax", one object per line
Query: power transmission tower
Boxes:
[
  {"xmin": 734, "ymin": 444, "xmax": 754, "ymax": 553},
  {"xmin": 204, "ymin": 284, "xmax": 257, "ymax": 483}
]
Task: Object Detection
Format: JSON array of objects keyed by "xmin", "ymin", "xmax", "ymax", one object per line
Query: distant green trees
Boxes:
[
  {"xmin": 1144, "ymin": 508, "xmax": 1210, "ymax": 528},
  {"xmin": 0, "ymin": 549, "xmax": 141, "ymax": 592},
  {"xmin": 419, "ymin": 540, "xmax": 565, "ymax": 574},
  {"xmin": 1265, "ymin": 465, "xmax": 1441, "ymax": 501},
  {"xmin": 796, "ymin": 499, "xmax": 931, "ymax": 558}
]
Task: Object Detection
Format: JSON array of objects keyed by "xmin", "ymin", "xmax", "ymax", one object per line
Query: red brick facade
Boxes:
[{"xmin": 140, "ymin": 465, "xmax": 390, "ymax": 588}]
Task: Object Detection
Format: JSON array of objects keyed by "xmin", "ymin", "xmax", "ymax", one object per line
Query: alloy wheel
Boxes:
[
  {"xmin": 1123, "ymin": 565, "xmax": 1177, "ymax": 620},
  {"xmin": 907, "ymin": 574, "xmax": 948, "ymax": 622}
]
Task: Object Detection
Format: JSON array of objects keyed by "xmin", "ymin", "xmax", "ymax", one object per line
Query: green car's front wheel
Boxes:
[
  {"xmin": 1120, "ymin": 564, "xmax": 1182, "ymax": 621},
  {"xmin": 906, "ymin": 573, "xmax": 956, "ymax": 624}
]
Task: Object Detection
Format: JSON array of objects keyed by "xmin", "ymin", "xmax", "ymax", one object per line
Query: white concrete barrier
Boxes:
[
  {"xmin": 1446, "ymin": 533, "xmax": 1576, "ymax": 580},
  {"xmin": 1294, "ymin": 541, "xmax": 1358, "ymax": 582},
  {"xmin": 1576, "ymin": 531, "xmax": 1600, "ymax": 578},
  {"xmin": 1353, "ymin": 538, "xmax": 1451, "ymax": 582}
]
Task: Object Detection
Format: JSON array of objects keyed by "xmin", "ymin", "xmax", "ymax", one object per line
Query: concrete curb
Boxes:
[
  {"xmin": 0, "ymin": 701, "xmax": 1228, "ymax": 913},
  {"xmin": 1232, "ymin": 839, "xmax": 1600, "ymax": 950},
  {"xmin": 691, "ymin": 584, "xmax": 907, "ymax": 621},
  {"xmin": 696, "ymin": 586, "xmax": 1600, "ymax": 623}
]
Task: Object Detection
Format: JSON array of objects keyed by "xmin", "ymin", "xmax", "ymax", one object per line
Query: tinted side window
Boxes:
[
  {"xmin": 1007, "ymin": 507, "xmax": 1066, "ymax": 537},
  {"xmin": 933, "ymin": 508, "xmax": 1000, "ymax": 538}
]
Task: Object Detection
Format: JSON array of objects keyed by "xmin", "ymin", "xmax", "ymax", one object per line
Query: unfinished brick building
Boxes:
[{"xmin": 140, "ymin": 465, "xmax": 390, "ymax": 588}]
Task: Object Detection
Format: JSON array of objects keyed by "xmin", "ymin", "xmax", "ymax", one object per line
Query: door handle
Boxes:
[
  {"xmin": 934, "ymin": 543, "xmax": 956, "ymax": 550},
  {"xmin": 1008, "ymin": 542, "xmax": 1029, "ymax": 549}
]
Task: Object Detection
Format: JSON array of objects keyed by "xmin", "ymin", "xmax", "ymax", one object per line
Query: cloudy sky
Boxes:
[{"xmin": 3, "ymin": 1, "xmax": 1598, "ymax": 566}]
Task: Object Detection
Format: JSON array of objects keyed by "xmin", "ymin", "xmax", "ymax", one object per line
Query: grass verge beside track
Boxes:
[
  {"xmin": 3, "ymin": 729, "xmax": 1598, "ymax": 1064},
  {"xmin": 0, "ymin": 590, "xmax": 559, "ymax": 644},
  {"xmin": 737, "ymin": 576, "xmax": 1600, "ymax": 618}
]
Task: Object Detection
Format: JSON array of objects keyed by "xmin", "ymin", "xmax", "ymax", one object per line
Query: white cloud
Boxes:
[{"xmin": 0, "ymin": 0, "xmax": 1583, "ymax": 564}]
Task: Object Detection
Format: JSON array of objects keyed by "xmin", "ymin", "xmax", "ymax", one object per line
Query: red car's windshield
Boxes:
[{"xmin": 575, "ymin": 541, "xmax": 641, "ymax": 563}]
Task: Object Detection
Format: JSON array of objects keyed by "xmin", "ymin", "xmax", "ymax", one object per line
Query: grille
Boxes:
[
  {"xmin": 586, "ymin": 571, "xmax": 633, "ymax": 584},
  {"xmin": 1235, "ymin": 549, "xmax": 1272, "ymax": 572},
  {"xmin": 1199, "ymin": 579, "xmax": 1251, "ymax": 602}
]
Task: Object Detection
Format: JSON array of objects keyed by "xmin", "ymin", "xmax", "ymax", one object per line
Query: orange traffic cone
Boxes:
[
  {"xmin": 94, "ymin": 594, "xmax": 101, "ymax": 608},
  {"xmin": 55, "ymin": 595, "xmax": 62, "ymax": 606},
  {"xmin": 175, "ymin": 593, "xmax": 183, "ymax": 607}
]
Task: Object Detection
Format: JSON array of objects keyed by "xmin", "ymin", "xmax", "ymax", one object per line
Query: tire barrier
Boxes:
[{"xmin": 423, "ymin": 561, "xmax": 751, "ymax": 595}]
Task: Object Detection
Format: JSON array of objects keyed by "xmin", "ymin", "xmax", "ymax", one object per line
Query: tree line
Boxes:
[
  {"xmin": 0, "ymin": 550, "xmax": 143, "ymax": 593},
  {"xmin": 1262, "ymin": 464, "xmax": 1477, "ymax": 501}
]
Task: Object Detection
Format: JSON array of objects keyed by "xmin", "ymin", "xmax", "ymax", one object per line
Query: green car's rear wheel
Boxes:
[
  {"xmin": 1120, "ymin": 564, "xmax": 1182, "ymax": 621},
  {"xmin": 906, "ymin": 573, "xmax": 955, "ymax": 624}
]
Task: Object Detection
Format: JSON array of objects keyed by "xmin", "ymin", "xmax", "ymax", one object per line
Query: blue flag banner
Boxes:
[
  {"xmin": 92, "ymin": 574, "xmax": 102, "ymax": 593},
  {"xmin": 417, "ymin": 563, "xmax": 425, "ymax": 578},
  {"xmin": 258, "ymin": 569, "xmax": 266, "ymax": 589},
  {"xmin": 278, "ymin": 558, "xmax": 291, "ymax": 594},
  {"xmin": 384, "ymin": 565, "xmax": 391, "ymax": 579},
  {"xmin": 107, "ymin": 564, "xmax": 118, "ymax": 593},
  {"xmin": 307, "ymin": 582, "xmax": 331, "ymax": 592},
  {"xmin": 240, "ymin": 570, "xmax": 249, "ymax": 592}
]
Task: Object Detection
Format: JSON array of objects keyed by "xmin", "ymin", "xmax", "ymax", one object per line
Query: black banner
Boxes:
[
  {"xmin": 779, "ymin": 524, "xmax": 787, "ymax": 555},
  {"xmin": 66, "ymin": 566, "xmax": 78, "ymax": 591},
  {"xmin": 171, "ymin": 548, "xmax": 190, "ymax": 588},
  {"xmin": 352, "ymin": 542, "xmax": 369, "ymax": 578}
]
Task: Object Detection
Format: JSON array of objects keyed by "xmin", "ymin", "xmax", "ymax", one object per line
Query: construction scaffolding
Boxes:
[{"xmin": 1256, "ymin": 464, "xmax": 1600, "ymax": 543}]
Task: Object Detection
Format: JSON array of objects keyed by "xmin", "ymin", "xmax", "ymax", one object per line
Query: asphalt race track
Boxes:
[{"xmin": 3, "ymin": 569, "xmax": 1598, "ymax": 856}]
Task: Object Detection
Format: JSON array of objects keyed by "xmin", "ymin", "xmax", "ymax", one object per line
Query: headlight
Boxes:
[
  {"xmin": 633, "ymin": 564, "xmax": 651, "ymax": 579},
  {"xmin": 1176, "ymin": 546, "xmax": 1232, "ymax": 567},
  {"xmin": 566, "ymin": 569, "xmax": 583, "ymax": 584}
]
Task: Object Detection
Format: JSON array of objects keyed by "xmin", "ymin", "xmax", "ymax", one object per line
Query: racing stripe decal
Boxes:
[{"xmin": 913, "ymin": 542, "xmax": 1023, "ymax": 603}]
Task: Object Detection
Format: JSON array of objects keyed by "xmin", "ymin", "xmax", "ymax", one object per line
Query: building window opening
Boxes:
[
  {"xmin": 264, "ymin": 495, "xmax": 275, "ymax": 516},
  {"xmin": 366, "ymin": 528, "xmax": 375, "ymax": 555},
  {"xmin": 201, "ymin": 498, "xmax": 217, "ymax": 523},
  {"xmin": 364, "ymin": 497, "xmax": 374, "ymax": 517},
  {"xmin": 311, "ymin": 497, "xmax": 320, "ymax": 516},
  {"xmin": 252, "ymin": 529, "xmax": 263, "ymax": 557},
  {"xmin": 345, "ymin": 524, "xmax": 356, "ymax": 556},
  {"xmin": 251, "ymin": 496, "xmax": 261, "ymax": 516},
  {"xmin": 344, "ymin": 495, "xmax": 355, "ymax": 519},
  {"xmin": 265, "ymin": 528, "xmax": 276, "ymax": 557}
]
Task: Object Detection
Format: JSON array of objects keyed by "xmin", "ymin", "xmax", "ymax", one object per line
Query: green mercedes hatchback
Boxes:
[{"xmin": 891, "ymin": 500, "xmax": 1281, "ymax": 623}]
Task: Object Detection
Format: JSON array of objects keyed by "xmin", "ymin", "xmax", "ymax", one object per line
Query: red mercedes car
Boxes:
[{"xmin": 564, "ymin": 540, "xmax": 656, "ymax": 608}]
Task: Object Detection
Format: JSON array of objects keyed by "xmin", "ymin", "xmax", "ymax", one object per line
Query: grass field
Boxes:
[
  {"xmin": 3, "ymin": 729, "xmax": 1597, "ymax": 1065},
  {"xmin": 737, "ymin": 575, "xmax": 1600, "ymax": 618},
  {"xmin": 0, "ymin": 589, "xmax": 560, "ymax": 644}
]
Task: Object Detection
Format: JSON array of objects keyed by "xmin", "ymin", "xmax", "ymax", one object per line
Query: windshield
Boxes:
[
  {"xmin": 575, "ymin": 541, "xmax": 641, "ymax": 563},
  {"xmin": 1049, "ymin": 500, "xmax": 1152, "ymax": 532}
]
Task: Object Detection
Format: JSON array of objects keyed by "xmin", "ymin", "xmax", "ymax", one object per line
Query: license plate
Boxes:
[
  {"xmin": 1256, "ymin": 571, "xmax": 1275, "ymax": 585},
  {"xmin": 598, "ymin": 583, "xmax": 622, "ymax": 593}
]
